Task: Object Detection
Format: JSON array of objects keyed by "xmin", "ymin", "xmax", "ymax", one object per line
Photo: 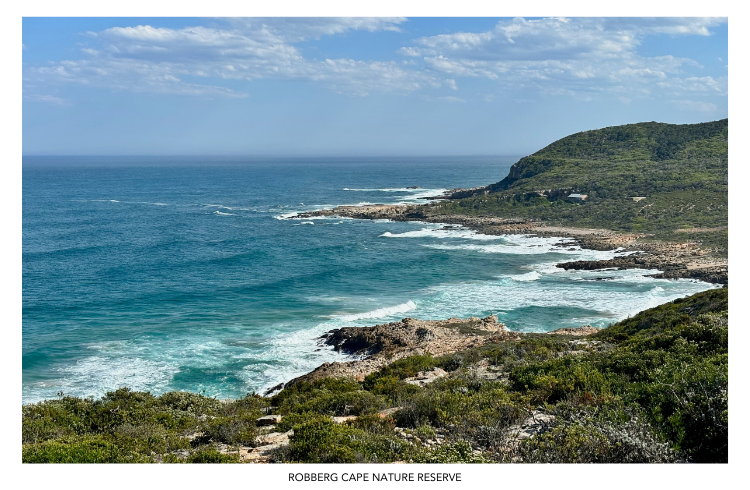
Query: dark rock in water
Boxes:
[
  {"xmin": 557, "ymin": 254, "xmax": 727, "ymax": 285},
  {"xmin": 263, "ymin": 383, "xmax": 284, "ymax": 397},
  {"xmin": 406, "ymin": 186, "xmax": 420, "ymax": 189}
]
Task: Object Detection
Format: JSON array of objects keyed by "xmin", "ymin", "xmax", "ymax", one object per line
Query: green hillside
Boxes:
[{"xmin": 434, "ymin": 119, "xmax": 728, "ymax": 254}]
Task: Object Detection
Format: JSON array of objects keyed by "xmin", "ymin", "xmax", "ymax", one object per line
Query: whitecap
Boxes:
[
  {"xmin": 510, "ymin": 271, "xmax": 541, "ymax": 282},
  {"xmin": 23, "ymin": 356, "xmax": 180, "ymax": 405},
  {"xmin": 333, "ymin": 300, "xmax": 417, "ymax": 321},
  {"xmin": 381, "ymin": 226, "xmax": 504, "ymax": 241}
]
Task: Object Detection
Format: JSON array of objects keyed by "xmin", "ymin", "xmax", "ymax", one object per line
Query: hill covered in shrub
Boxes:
[{"xmin": 433, "ymin": 119, "xmax": 728, "ymax": 255}]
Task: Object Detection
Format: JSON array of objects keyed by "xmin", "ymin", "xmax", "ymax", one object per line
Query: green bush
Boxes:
[
  {"xmin": 363, "ymin": 354, "xmax": 439, "ymax": 390},
  {"xmin": 284, "ymin": 418, "xmax": 415, "ymax": 463},
  {"xmin": 412, "ymin": 441, "xmax": 488, "ymax": 463},
  {"xmin": 516, "ymin": 415, "xmax": 677, "ymax": 463},
  {"xmin": 274, "ymin": 412, "xmax": 330, "ymax": 433},
  {"xmin": 396, "ymin": 378, "xmax": 518, "ymax": 429},
  {"xmin": 273, "ymin": 378, "xmax": 386, "ymax": 416},
  {"xmin": 633, "ymin": 355, "xmax": 727, "ymax": 462},
  {"xmin": 23, "ymin": 435, "xmax": 148, "ymax": 463},
  {"xmin": 509, "ymin": 357, "xmax": 625, "ymax": 404},
  {"xmin": 185, "ymin": 449, "xmax": 238, "ymax": 463}
]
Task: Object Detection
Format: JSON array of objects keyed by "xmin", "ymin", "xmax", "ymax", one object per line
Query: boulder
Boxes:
[
  {"xmin": 256, "ymin": 414, "xmax": 282, "ymax": 426},
  {"xmin": 404, "ymin": 367, "xmax": 448, "ymax": 387}
]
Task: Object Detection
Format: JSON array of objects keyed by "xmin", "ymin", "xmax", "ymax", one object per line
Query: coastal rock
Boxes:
[
  {"xmin": 557, "ymin": 250, "xmax": 727, "ymax": 285},
  {"xmin": 295, "ymin": 203, "xmax": 727, "ymax": 284},
  {"xmin": 378, "ymin": 407, "xmax": 402, "ymax": 418},
  {"xmin": 256, "ymin": 415, "xmax": 282, "ymax": 426},
  {"xmin": 285, "ymin": 315, "xmax": 516, "ymax": 387},
  {"xmin": 506, "ymin": 411, "xmax": 556, "ymax": 441},
  {"xmin": 255, "ymin": 430, "xmax": 292, "ymax": 446},
  {"xmin": 404, "ymin": 367, "xmax": 448, "ymax": 386}
]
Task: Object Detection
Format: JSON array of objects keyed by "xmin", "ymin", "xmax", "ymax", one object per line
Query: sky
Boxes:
[{"xmin": 22, "ymin": 17, "xmax": 728, "ymax": 156}]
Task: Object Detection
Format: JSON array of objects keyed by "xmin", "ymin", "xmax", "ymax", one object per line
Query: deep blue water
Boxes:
[{"xmin": 22, "ymin": 156, "xmax": 716, "ymax": 403}]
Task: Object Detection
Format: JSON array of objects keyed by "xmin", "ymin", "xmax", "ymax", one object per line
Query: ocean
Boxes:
[{"xmin": 22, "ymin": 156, "xmax": 717, "ymax": 404}]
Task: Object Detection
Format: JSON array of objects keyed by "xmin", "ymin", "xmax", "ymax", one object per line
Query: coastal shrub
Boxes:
[
  {"xmin": 274, "ymin": 411, "xmax": 330, "ymax": 433},
  {"xmin": 202, "ymin": 414, "xmax": 258, "ymax": 446},
  {"xmin": 22, "ymin": 435, "xmax": 148, "ymax": 463},
  {"xmin": 157, "ymin": 390, "xmax": 223, "ymax": 415},
  {"xmin": 284, "ymin": 418, "xmax": 415, "ymax": 463},
  {"xmin": 411, "ymin": 441, "xmax": 488, "ymax": 463},
  {"xmin": 515, "ymin": 413, "xmax": 677, "ymax": 463},
  {"xmin": 632, "ymin": 355, "xmax": 728, "ymax": 463},
  {"xmin": 112, "ymin": 422, "xmax": 189, "ymax": 455},
  {"xmin": 273, "ymin": 378, "xmax": 387, "ymax": 417},
  {"xmin": 363, "ymin": 354, "xmax": 439, "ymax": 389},
  {"xmin": 509, "ymin": 357, "xmax": 624, "ymax": 404},
  {"xmin": 596, "ymin": 288, "xmax": 727, "ymax": 341},
  {"xmin": 285, "ymin": 419, "xmax": 359, "ymax": 463},
  {"xmin": 479, "ymin": 335, "xmax": 569, "ymax": 370},
  {"xmin": 365, "ymin": 374, "xmax": 420, "ymax": 403},
  {"xmin": 396, "ymin": 379, "xmax": 516, "ymax": 429},
  {"xmin": 185, "ymin": 449, "xmax": 238, "ymax": 463},
  {"xmin": 414, "ymin": 424, "xmax": 437, "ymax": 441},
  {"xmin": 272, "ymin": 378, "xmax": 386, "ymax": 416},
  {"xmin": 430, "ymin": 119, "xmax": 728, "ymax": 254},
  {"xmin": 351, "ymin": 413, "xmax": 396, "ymax": 435},
  {"xmin": 198, "ymin": 392, "xmax": 266, "ymax": 445},
  {"xmin": 22, "ymin": 400, "xmax": 80, "ymax": 444}
]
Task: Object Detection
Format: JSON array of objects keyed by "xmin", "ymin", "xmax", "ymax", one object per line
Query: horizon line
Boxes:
[{"xmin": 22, "ymin": 153, "xmax": 526, "ymax": 159}]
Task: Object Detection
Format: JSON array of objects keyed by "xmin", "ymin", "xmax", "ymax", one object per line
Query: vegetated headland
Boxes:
[
  {"xmin": 300, "ymin": 118, "xmax": 728, "ymax": 285},
  {"xmin": 22, "ymin": 119, "xmax": 728, "ymax": 464}
]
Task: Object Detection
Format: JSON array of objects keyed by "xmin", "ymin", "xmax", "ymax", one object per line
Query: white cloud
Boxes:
[
  {"xmin": 401, "ymin": 17, "xmax": 727, "ymax": 100},
  {"xmin": 657, "ymin": 76, "xmax": 727, "ymax": 95},
  {"xmin": 669, "ymin": 100, "xmax": 719, "ymax": 113},
  {"xmin": 420, "ymin": 95, "xmax": 466, "ymax": 103},
  {"xmin": 23, "ymin": 94, "xmax": 68, "ymax": 105},
  {"xmin": 225, "ymin": 17, "xmax": 406, "ymax": 42},
  {"xmin": 23, "ymin": 17, "xmax": 727, "ymax": 102},
  {"xmin": 26, "ymin": 18, "xmax": 439, "ymax": 98}
]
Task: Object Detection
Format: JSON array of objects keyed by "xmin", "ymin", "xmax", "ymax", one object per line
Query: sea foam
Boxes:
[{"xmin": 332, "ymin": 300, "xmax": 417, "ymax": 321}]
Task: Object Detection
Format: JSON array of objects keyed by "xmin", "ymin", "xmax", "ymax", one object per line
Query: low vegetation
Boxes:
[{"xmin": 23, "ymin": 288, "xmax": 728, "ymax": 463}]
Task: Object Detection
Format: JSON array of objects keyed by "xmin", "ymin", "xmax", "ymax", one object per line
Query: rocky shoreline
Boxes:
[
  {"xmin": 295, "ymin": 203, "xmax": 727, "ymax": 285},
  {"xmin": 277, "ymin": 315, "xmax": 517, "ymax": 391}
]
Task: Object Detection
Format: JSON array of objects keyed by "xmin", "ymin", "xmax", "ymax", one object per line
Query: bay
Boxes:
[{"xmin": 22, "ymin": 156, "xmax": 716, "ymax": 403}]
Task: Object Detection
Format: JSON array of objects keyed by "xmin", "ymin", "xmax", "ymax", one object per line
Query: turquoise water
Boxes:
[{"xmin": 22, "ymin": 156, "xmax": 716, "ymax": 403}]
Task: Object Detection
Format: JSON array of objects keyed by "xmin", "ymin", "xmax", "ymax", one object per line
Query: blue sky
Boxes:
[{"xmin": 22, "ymin": 17, "xmax": 728, "ymax": 156}]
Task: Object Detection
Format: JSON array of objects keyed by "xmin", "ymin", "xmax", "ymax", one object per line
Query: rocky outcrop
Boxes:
[
  {"xmin": 284, "ymin": 315, "xmax": 517, "ymax": 387},
  {"xmin": 557, "ymin": 249, "xmax": 728, "ymax": 285},
  {"xmin": 404, "ymin": 367, "xmax": 448, "ymax": 386},
  {"xmin": 294, "ymin": 203, "xmax": 727, "ymax": 284},
  {"xmin": 256, "ymin": 415, "xmax": 282, "ymax": 426}
]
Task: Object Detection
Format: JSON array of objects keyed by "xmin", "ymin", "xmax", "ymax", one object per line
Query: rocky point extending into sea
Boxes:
[{"xmin": 295, "ymin": 202, "xmax": 728, "ymax": 285}]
